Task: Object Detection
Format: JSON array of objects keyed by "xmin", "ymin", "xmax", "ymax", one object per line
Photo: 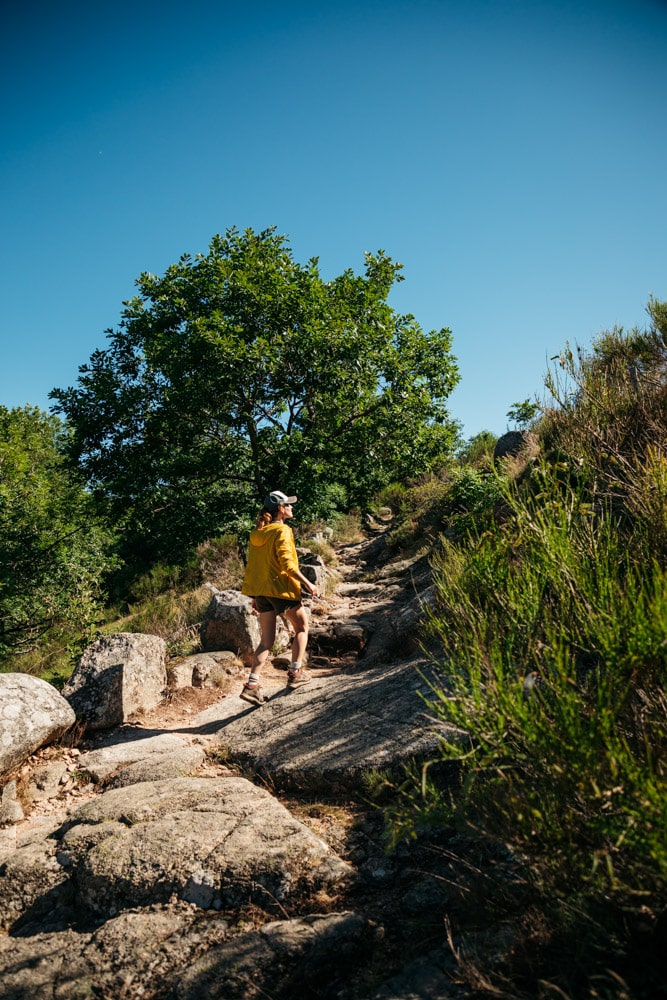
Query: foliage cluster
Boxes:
[
  {"xmin": 378, "ymin": 465, "xmax": 504, "ymax": 553},
  {"xmin": 383, "ymin": 303, "xmax": 667, "ymax": 996},
  {"xmin": 327, "ymin": 511, "xmax": 366, "ymax": 545},
  {"xmin": 456, "ymin": 428, "xmax": 498, "ymax": 467},
  {"xmin": 542, "ymin": 296, "xmax": 667, "ymax": 559},
  {"xmin": 0, "ymin": 406, "xmax": 116, "ymax": 669},
  {"xmin": 127, "ymin": 534, "xmax": 244, "ymax": 603}
]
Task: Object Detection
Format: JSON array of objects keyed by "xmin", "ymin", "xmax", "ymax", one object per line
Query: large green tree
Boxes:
[
  {"xmin": 0, "ymin": 406, "xmax": 114, "ymax": 663},
  {"xmin": 52, "ymin": 227, "xmax": 459, "ymax": 566}
]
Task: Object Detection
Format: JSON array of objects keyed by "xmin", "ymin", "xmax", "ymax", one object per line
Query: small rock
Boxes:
[
  {"xmin": 0, "ymin": 798, "xmax": 25, "ymax": 825},
  {"xmin": 1, "ymin": 780, "xmax": 18, "ymax": 803}
]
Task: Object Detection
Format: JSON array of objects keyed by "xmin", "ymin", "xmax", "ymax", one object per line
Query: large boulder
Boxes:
[
  {"xmin": 200, "ymin": 590, "xmax": 261, "ymax": 664},
  {"xmin": 56, "ymin": 777, "xmax": 354, "ymax": 920},
  {"xmin": 0, "ymin": 673, "xmax": 75, "ymax": 780},
  {"xmin": 493, "ymin": 429, "xmax": 540, "ymax": 463},
  {"xmin": 62, "ymin": 633, "xmax": 167, "ymax": 731},
  {"xmin": 297, "ymin": 549, "xmax": 328, "ymax": 593}
]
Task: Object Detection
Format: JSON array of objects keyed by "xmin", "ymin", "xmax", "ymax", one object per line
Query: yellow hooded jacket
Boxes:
[{"xmin": 241, "ymin": 522, "xmax": 301, "ymax": 601}]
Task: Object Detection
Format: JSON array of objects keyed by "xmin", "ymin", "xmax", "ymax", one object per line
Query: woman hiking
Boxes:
[{"xmin": 239, "ymin": 490, "xmax": 319, "ymax": 706}]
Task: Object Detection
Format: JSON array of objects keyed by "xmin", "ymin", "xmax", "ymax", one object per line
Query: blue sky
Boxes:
[{"xmin": 2, "ymin": 0, "xmax": 666, "ymax": 440}]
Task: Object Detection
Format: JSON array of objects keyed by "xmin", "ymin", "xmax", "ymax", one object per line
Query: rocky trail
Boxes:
[{"xmin": 0, "ymin": 521, "xmax": 518, "ymax": 1000}]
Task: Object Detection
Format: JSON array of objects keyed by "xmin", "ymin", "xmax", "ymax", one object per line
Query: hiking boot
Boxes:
[
  {"xmin": 240, "ymin": 683, "xmax": 267, "ymax": 706},
  {"xmin": 287, "ymin": 668, "xmax": 311, "ymax": 689}
]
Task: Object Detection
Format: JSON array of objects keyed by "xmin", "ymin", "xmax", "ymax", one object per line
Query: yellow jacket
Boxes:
[{"xmin": 241, "ymin": 522, "xmax": 301, "ymax": 600}]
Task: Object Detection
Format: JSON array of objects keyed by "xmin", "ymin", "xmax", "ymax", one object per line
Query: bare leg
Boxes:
[
  {"xmin": 284, "ymin": 605, "xmax": 309, "ymax": 665},
  {"xmin": 248, "ymin": 611, "xmax": 277, "ymax": 678}
]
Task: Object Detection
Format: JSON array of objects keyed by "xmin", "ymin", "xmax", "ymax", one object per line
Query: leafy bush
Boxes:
[
  {"xmin": 127, "ymin": 535, "xmax": 244, "ymax": 605},
  {"xmin": 328, "ymin": 511, "xmax": 365, "ymax": 544},
  {"xmin": 0, "ymin": 406, "xmax": 116, "ymax": 668},
  {"xmin": 456, "ymin": 429, "xmax": 498, "ymax": 467},
  {"xmin": 543, "ymin": 297, "xmax": 667, "ymax": 557},
  {"xmin": 377, "ymin": 477, "xmax": 453, "ymax": 553},
  {"xmin": 298, "ymin": 537, "xmax": 337, "ymax": 565},
  {"xmin": 380, "ymin": 468, "xmax": 665, "ymax": 994},
  {"xmin": 445, "ymin": 467, "xmax": 505, "ymax": 537},
  {"xmin": 193, "ymin": 535, "xmax": 245, "ymax": 591}
]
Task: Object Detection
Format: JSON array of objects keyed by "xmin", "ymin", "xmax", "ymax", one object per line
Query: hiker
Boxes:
[{"xmin": 239, "ymin": 490, "xmax": 319, "ymax": 706}]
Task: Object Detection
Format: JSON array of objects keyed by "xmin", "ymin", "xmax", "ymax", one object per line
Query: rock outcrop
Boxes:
[
  {"xmin": 0, "ymin": 673, "xmax": 75, "ymax": 776},
  {"xmin": 493, "ymin": 429, "xmax": 540, "ymax": 462},
  {"xmin": 199, "ymin": 590, "xmax": 261, "ymax": 663},
  {"xmin": 63, "ymin": 632, "xmax": 167, "ymax": 731},
  {"xmin": 49, "ymin": 777, "xmax": 354, "ymax": 921}
]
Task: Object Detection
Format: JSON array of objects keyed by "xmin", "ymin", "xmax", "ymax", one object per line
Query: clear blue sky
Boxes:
[{"xmin": 2, "ymin": 0, "xmax": 666, "ymax": 440}]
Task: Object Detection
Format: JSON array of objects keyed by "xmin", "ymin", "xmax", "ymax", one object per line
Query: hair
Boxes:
[{"xmin": 255, "ymin": 508, "xmax": 274, "ymax": 530}]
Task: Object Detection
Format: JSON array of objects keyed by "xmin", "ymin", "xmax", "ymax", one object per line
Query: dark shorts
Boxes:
[{"xmin": 254, "ymin": 595, "xmax": 302, "ymax": 614}]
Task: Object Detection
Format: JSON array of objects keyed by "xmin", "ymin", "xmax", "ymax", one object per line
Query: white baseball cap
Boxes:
[{"xmin": 264, "ymin": 490, "xmax": 297, "ymax": 511}]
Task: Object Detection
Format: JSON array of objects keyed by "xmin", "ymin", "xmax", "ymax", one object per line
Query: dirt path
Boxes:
[{"xmin": 131, "ymin": 524, "xmax": 397, "ymax": 730}]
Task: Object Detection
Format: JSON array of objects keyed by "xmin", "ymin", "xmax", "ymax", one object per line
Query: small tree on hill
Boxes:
[{"xmin": 51, "ymin": 227, "xmax": 460, "ymax": 569}]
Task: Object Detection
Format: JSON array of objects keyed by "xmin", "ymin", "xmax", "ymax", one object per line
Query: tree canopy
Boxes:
[
  {"xmin": 52, "ymin": 227, "xmax": 459, "ymax": 567},
  {"xmin": 0, "ymin": 406, "xmax": 114, "ymax": 663}
]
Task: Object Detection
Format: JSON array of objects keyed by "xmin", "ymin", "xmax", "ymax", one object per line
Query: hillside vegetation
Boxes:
[{"xmin": 374, "ymin": 298, "xmax": 667, "ymax": 998}]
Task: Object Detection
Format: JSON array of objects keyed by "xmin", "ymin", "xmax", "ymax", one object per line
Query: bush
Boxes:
[
  {"xmin": 118, "ymin": 586, "xmax": 212, "ymax": 656},
  {"xmin": 378, "ymin": 478, "xmax": 453, "ymax": 553},
  {"xmin": 0, "ymin": 406, "xmax": 116, "ymax": 668},
  {"xmin": 193, "ymin": 535, "xmax": 245, "ymax": 591},
  {"xmin": 543, "ymin": 299, "xmax": 667, "ymax": 558},
  {"xmin": 299, "ymin": 537, "xmax": 337, "ymax": 565},
  {"xmin": 126, "ymin": 535, "xmax": 244, "ymax": 605},
  {"xmin": 456, "ymin": 429, "xmax": 498, "ymax": 467},
  {"xmin": 445, "ymin": 467, "xmax": 505, "ymax": 537},
  {"xmin": 328, "ymin": 511, "xmax": 365, "ymax": 544},
  {"xmin": 380, "ymin": 464, "xmax": 666, "ymax": 994}
]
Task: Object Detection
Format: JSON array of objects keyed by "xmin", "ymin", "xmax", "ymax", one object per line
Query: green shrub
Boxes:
[
  {"xmin": 194, "ymin": 535, "xmax": 245, "ymax": 591},
  {"xmin": 129, "ymin": 563, "xmax": 185, "ymax": 602},
  {"xmin": 456, "ymin": 429, "xmax": 498, "ymax": 467},
  {"xmin": 381, "ymin": 478, "xmax": 453, "ymax": 553},
  {"xmin": 543, "ymin": 300, "xmax": 667, "ymax": 560},
  {"xmin": 126, "ymin": 535, "xmax": 244, "ymax": 605},
  {"xmin": 0, "ymin": 406, "xmax": 116, "ymax": 667},
  {"xmin": 445, "ymin": 467, "xmax": 505, "ymax": 537},
  {"xmin": 328, "ymin": 511, "xmax": 365, "ymax": 544},
  {"xmin": 300, "ymin": 538, "xmax": 337, "ymax": 565}
]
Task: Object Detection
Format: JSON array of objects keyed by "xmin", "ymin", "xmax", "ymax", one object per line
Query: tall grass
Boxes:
[
  {"xmin": 421, "ymin": 474, "xmax": 667, "ymax": 890},
  {"xmin": 29, "ymin": 534, "xmax": 245, "ymax": 683},
  {"xmin": 383, "ymin": 308, "xmax": 667, "ymax": 996}
]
